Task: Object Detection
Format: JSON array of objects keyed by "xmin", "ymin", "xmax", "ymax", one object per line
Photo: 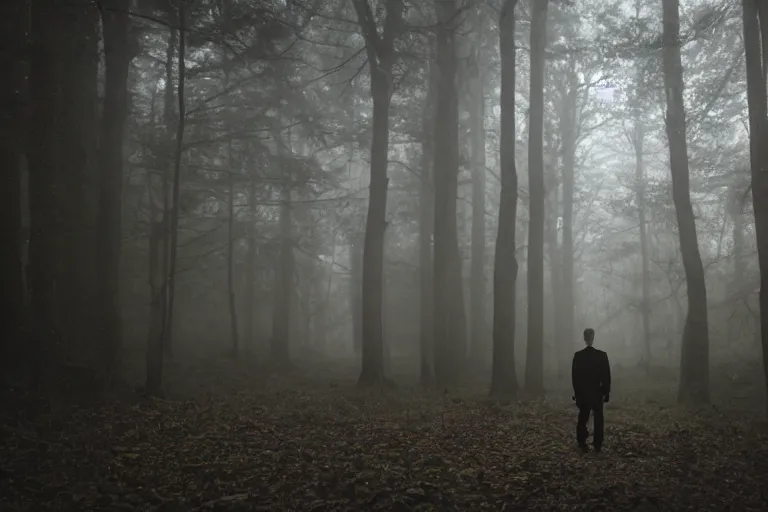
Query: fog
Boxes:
[{"xmin": 2, "ymin": 0, "xmax": 767, "ymax": 510}]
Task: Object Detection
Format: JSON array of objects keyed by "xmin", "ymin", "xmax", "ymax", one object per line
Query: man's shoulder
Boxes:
[{"xmin": 575, "ymin": 347, "xmax": 607, "ymax": 356}]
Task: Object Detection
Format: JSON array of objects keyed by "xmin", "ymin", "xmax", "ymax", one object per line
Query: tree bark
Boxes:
[
  {"xmin": 350, "ymin": 231, "xmax": 363, "ymax": 355},
  {"xmin": 159, "ymin": 18, "xmax": 177, "ymax": 358},
  {"xmin": 0, "ymin": 0, "xmax": 28, "ymax": 386},
  {"xmin": 728, "ymin": 184, "xmax": 746, "ymax": 293},
  {"xmin": 29, "ymin": 0, "xmax": 100, "ymax": 389},
  {"xmin": 146, "ymin": 218, "xmax": 164, "ymax": 393},
  {"xmin": 271, "ymin": 130, "xmax": 293, "ymax": 365},
  {"xmin": 631, "ymin": 119, "xmax": 652, "ymax": 370},
  {"xmin": 146, "ymin": 28, "xmax": 173, "ymax": 392},
  {"xmin": 433, "ymin": 0, "xmax": 466, "ymax": 388},
  {"xmin": 525, "ymin": 0, "xmax": 549, "ymax": 395},
  {"xmin": 270, "ymin": 133, "xmax": 295, "ymax": 366},
  {"xmin": 57, "ymin": 0, "xmax": 100, "ymax": 369},
  {"xmin": 469, "ymin": 29, "xmax": 487, "ymax": 365},
  {"xmin": 661, "ymin": 0, "xmax": 710, "ymax": 404},
  {"xmin": 742, "ymin": 0, "xmax": 768, "ymax": 415},
  {"xmin": 98, "ymin": 0, "xmax": 137, "ymax": 385},
  {"xmin": 244, "ymin": 176, "xmax": 257, "ymax": 352},
  {"xmin": 227, "ymin": 145, "xmax": 240, "ymax": 358},
  {"xmin": 352, "ymin": 0, "xmax": 403, "ymax": 386},
  {"xmin": 545, "ymin": 168, "xmax": 563, "ymax": 374},
  {"xmin": 490, "ymin": 0, "xmax": 520, "ymax": 397},
  {"xmin": 162, "ymin": 3, "xmax": 186, "ymax": 359},
  {"xmin": 559, "ymin": 79, "xmax": 577, "ymax": 379},
  {"xmin": 28, "ymin": 0, "xmax": 62, "ymax": 392},
  {"xmin": 419, "ymin": 58, "xmax": 436, "ymax": 387}
]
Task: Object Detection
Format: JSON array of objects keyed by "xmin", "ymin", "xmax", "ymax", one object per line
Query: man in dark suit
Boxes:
[{"xmin": 571, "ymin": 328, "xmax": 611, "ymax": 453}]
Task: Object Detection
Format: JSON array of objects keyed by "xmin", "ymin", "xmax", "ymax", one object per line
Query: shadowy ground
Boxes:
[{"xmin": 1, "ymin": 357, "xmax": 767, "ymax": 511}]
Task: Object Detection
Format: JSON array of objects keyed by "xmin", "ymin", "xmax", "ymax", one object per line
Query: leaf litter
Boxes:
[{"xmin": 1, "ymin": 365, "xmax": 767, "ymax": 511}]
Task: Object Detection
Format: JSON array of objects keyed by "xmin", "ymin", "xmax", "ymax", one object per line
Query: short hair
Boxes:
[{"xmin": 583, "ymin": 328, "xmax": 595, "ymax": 342}]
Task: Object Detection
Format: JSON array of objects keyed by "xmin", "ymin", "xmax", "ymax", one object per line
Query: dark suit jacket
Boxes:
[{"xmin": 572, "ymin": 346, "xmax": 611, "ymax": 406}]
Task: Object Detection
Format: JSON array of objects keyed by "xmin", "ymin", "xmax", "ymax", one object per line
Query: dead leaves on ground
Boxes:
[{"xmin": 1, "ymin": 379, "xmax": 767, "ymax": 511}]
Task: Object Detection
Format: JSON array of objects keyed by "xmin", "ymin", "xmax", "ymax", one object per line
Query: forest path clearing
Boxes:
[{"xmin": 1, "ymin": 365, "xmax": 767, "ymax": 511}]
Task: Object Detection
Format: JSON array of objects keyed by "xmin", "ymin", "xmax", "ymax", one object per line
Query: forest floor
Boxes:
[{"xmin": 1, "ymin": 356, "xmax": 767, "ymax": 511}]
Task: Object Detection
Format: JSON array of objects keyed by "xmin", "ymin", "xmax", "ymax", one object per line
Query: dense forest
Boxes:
[{"xmin": 1, "ymin": 0, "xmax": 768, "ymax": 510}]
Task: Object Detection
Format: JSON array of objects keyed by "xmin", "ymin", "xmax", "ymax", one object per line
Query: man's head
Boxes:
[{"xmin": 583, "ymin": 328, "xmax": 595, "ymax": 346}]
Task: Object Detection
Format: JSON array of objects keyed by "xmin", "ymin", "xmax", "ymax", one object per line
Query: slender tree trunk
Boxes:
[
  {"xmin": 545, "ymin": 176, "xmax": 563, "ymax": 373},
  {"xmin": 543, "ymin": 116, "xmax": 563, "ymax": 376},
  {"xmin": 358, "ymin": 81, "xmax": 390, "ymax": 384},
  {"xmin": 244, "ymin": 176, "xmax": 257, "ymax": 352},
  {"xmin": 162, "ymin": 3, "xmax": 186, "ymax": 360},
  {"xmin": 490, "ymin": 0, "xmax": 519, "ymax": 397},
  {"xmin": 661, "ymin": 0, "xmax": 710, "ymax": 404},
  {"xmin": 159, "ymin": 23, "xmax": 176, "ymax": 358},
  {"xmin": 726, "ymin": 183, "xmax": 746, "ymax": 346},
  {"xmin": 631, "ymin": 120, "xmax": 652, "ymax": 370},
  {"xmin": 57, "ymin": 0, "xmax": 99, "ymax": 369},
  {"xmin": 315, "ymin": 268, "xmax": 330, "ymax": 353},
  {"xmin": 146, "ymin": 77, "xmax": 165, "ymax": 393},
  {"xmin": 98, "ymin": 0, "xmax": 136, "ymax": 385},
  {"xmin": 525, "ymin": 0, "xmax": 549, "ymax": 395},
  {"xmin": 351, "ymin": 0, "xmax": 403, "ymax": 386},
  {"xmin": 560, "ymin": 95, "xmax": 577, "ymax": 379},
  {"xmin": 382, "ymin": 272, "xmax": 393, "ymax": 376},
  {"xmin": 28, "ymin": 0, "xmax": 62, "ymax": 391},
  {"xmin": 227, "ymin": 146, "xmax": 240, "ymax": 358},
  {"xmin": 742, "ymin": 0, "xmax": 768, "ymax": 415},
  {"xmin": 350, "ymin": 232, "xmax": 363, "ymax": 355},
  {"xmin": 469, "ymin": 36, "xmax": 487, "ymax": 365},
  {"xmin": 726, "ymin": 179, "xmax": 748, "ymax": 296},
  {"xmin": 419, "ymin": 61, "xmax": 435, "ymax": 387},
  {"xmin": 271, "ymin": 132, "xmax": 294, "ymax": 365},
  {"xmin": 0, "ymin": 0, "xmax": 28, "ymax": 386},
  {"xmin": 146, "ymin": 218, "xmax": 164, "ymax": 393},
  {"xmin": 433, "ymin": 0, "xmax": 466, "ymax": 388}
]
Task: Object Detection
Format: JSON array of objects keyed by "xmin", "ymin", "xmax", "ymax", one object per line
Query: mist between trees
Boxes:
[
  {"xmin": 2, "ymin": 0, "xmax": 768, "ymax": 407},
  {"xmin": 3, "ymin": 0, "xmax": 768, "ymax": 509}
]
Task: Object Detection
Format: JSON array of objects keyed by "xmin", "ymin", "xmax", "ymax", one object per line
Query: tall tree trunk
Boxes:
[
  {"xmin": 419, "ymin": 59, "xmax": 435, "ymax": 387},
  {"xmin": 661, "ymin": 0, "xmax": 710, "ymax": 404},
  {"xmin": 314, "ymin": 268, "xmax": 330, "ymax": 354},
  {"xmin": 469, "ymin": 33, "xmax": 487, "ymax": 365},
  {"xmin": 433, "ymin": 0, "xmax": 466, "ymax": 388},
  {"xmin": 98, "ymin": 0, "xmax": 136, "ymax": 385},
  {"xmin": 350, "ymin": 232, "xmax": 363, "ymax": 355},
  {"xmin": 351, "ymin": 0, "xmax": 403, "ymax": 386},
  {"xmin": 160, "ymin": 20, "xmax": 177, "ymax": 358},
  {"xmin": 545, "ymin": 172, "xmax": 563, "ymax": 374},
  {"xmin": 559, "ymin": 85, "xmax": 577, "ymax": 379},
  {"xmin": 227, "ymin": 146, "xmax": 240, "ymax": 358},
  {"xmin": 146, "ymin": 218, "xmax": 164, "ymax": 393},
  {"xmin": 631, "ymin": 119, "xmax": 652, "ymax": 370},
  {"xmin": 525, "ymin": 0, "xmax": 549, "ymax": 395},
  {"xmin": 490, "ymin": 0, "xmax": 519, "ymax": 397},
  {"xmin": 146, "ymin": 53, "xmax": 168, "ymax": 393},
  {"xmin": 271, "ymin": 131, "xmax": 293, "ymax": 365},
  {"xmin": 543, "ymin": 115, "xmax": 563, "ymax": 376},
  {"xmin": 58, "ymin": 0, "xmax": 99, "ymax": 369},
  {"xmin": 0, "ymin": 0, "xmax": 28, "ymax": 386},
  {"xmin": 358, "ymin": 81, "xmax": 390, "ymax": 384},
  {"xmin": 28, "ymin": 0, "xmax": 61, "ymax": 392},
  {"xmin": 726, "ymin": 182, "xmax": 747, "ymax": 347},
  {"xmin": 730, "ymin": 189, "xmax": 745, "ymax": 291},
  {"xmin": 742, "ymin": 0, "xmax": 768, "ymax": 415},
  {"xmin": 244, "ymin": 176, "xmax": 257, "ymax": 352},
  {"xmin": 162, "ymin": 3, "xmax": 186, "ymax": 360}
]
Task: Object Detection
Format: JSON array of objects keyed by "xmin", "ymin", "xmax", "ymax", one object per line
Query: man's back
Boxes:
[{"xmin": 572, "ymin": 346, "xmax": 611, "ymax": 405}]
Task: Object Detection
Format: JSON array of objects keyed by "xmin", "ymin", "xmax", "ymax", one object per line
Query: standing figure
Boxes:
[{"xmin": 572, "ymin": 328, "xmax": 611, "ymax": 453}]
